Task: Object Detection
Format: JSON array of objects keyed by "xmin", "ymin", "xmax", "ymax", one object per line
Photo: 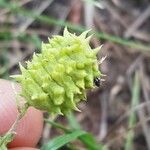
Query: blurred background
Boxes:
[{"xmin": 0, "ymin": 0, "xmax": 150, "ymax": 149}]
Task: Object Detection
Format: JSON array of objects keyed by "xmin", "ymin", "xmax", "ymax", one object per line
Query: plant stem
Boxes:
[{"xmin": 124, "ymin": 72, "xmax": 140, "ymax": 150}]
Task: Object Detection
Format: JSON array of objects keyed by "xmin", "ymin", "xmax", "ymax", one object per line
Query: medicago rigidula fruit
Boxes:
[{"xmin": 12, "ymin": 28, "xmax": 102, "ymax": 115}]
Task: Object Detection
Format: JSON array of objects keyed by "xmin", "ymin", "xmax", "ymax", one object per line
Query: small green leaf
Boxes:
[
  {"xmin": 0, "ymin": 134, "xmax": 13, "ymax": 150},
  {"xmin": 41, "ymin": 130, "xmax": 86, "ymax": 150},
  {"xmin": 0, "ymin": 144, "xmax": 7, "ymax": 150}
]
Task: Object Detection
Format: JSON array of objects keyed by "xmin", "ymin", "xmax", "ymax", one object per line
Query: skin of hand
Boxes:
[
  {"xmin": 0, "ymin": 79, "xmax": 43, "ymax": 150},
  {"xmin": 10, "ymin": 148, "xmax": 39, "ymax": 150}
]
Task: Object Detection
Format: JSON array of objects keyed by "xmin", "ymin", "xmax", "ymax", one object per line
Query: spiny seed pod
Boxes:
[{"xmin": 12, "ymin": 28, "xmax": 102, "ymax": 115}]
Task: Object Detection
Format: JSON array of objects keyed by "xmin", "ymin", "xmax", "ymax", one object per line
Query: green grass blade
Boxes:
[
  {"xmin": 66, "ymin": 113, "xmax": 105, "ymax": 150},
  {"xmin": 41, "ymin": 130, "xmax": 86, "ymax": 150},
  {"xmin": 45, "ymin": 118, "xmax": 106, "ymax": 150},
  {"xmin": 79, "ymin": 133, "xmax": 106, "ymax": 150},
  {"xmin": 67, "ymin": 112, "xmax": 81, "ymax": 130},
  {"xmin": 124, "ymin": 72, "xmax": 140, "ymax": 150}
]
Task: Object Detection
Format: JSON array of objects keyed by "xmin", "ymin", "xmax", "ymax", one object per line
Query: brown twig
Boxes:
[{"xmin": 124, "ymin": 6, "xmax": 150, "ymax": 38}]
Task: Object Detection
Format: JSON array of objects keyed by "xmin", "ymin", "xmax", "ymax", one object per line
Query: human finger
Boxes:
[
  {"xmin": 9, "ymin": 147, "xmax": 39, "ymax": 150},
  {"xmin": 0, "ymin": 79, "xmax": 43, "ymax": 148}
]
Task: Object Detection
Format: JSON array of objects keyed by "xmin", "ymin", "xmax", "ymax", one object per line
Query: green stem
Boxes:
[
  {"xmin": 125, "ymin": 72, "xmax": 140, "ymax": 150},
  {"xmin": 0, "ymin": 106, "xmax": 28, "ymax": 149}
]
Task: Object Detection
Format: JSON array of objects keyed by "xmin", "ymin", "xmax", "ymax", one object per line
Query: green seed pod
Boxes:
[{"xmin": 12, "ymin": 28, "xmax": 102, "ymax": 115}]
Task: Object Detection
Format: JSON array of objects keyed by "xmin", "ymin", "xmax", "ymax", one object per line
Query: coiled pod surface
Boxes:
[{"xmin": 13, "ymin": 28, "xmax": 102, "ymax": 115}]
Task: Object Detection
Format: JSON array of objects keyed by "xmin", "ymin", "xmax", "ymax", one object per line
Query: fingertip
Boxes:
[
  {"xmin": 0, "ymin": 79, "xmax": 43, "ymax": 148},
  {"xmin": 9, "ymin": 147, "xmax": 39, "ymax": 150},
  {"xmin": 8, "ymin": 107, "xmax": 43, "ymax": 148}
]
